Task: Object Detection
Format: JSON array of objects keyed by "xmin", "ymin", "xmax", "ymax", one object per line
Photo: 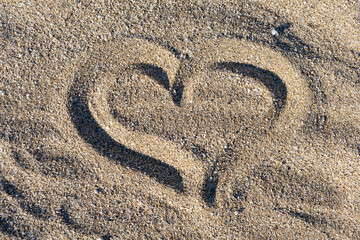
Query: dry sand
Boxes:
[{"xmin": 0, "ymin": 0, "xmax": 360, "ymax": 239}]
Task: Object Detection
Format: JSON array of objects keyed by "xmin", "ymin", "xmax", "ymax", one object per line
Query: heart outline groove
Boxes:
[{"xmin": 68, "ymin": 37, "xmax": 310, "ymax": 207}]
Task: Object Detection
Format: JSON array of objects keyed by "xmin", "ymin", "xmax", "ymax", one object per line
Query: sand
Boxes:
[{"xmin": 0, "ymin": 0, "xmax": 359, "ymax": 239}]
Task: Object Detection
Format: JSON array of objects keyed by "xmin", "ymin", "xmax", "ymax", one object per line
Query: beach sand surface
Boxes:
[{"xmin": 0, "ymin": 1, "xmax": 359, "ymax": 239}]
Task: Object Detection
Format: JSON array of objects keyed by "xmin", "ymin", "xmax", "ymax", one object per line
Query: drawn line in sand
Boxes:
[
  {"xmin": 68, "ymin": 37, "xmax": 310, "ymax": 206},
  {"xmin": 68, "ymin": 85, "xmax": 185, "ymax": 191},
  {"xmin": 212, "ymin": 62, "xmax": 287, "ymax": 120}
]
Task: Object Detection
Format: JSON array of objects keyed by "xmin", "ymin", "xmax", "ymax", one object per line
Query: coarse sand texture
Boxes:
[{"xmin": 0, "ymin": 1, "xmax": 359, "ymax": 239}]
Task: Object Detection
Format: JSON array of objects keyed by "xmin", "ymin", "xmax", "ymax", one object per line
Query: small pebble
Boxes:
[{"xmin": 271, "ymin": 29, "xmax": 279, "ymax": 36}]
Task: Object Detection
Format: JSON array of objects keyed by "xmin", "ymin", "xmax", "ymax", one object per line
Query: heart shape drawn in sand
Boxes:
[{"xmin": 69, "ymin": 38, "xmax": 310, "ymax": 205}]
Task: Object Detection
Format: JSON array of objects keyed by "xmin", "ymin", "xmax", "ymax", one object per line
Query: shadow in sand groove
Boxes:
[
  {"xmin": 67, "ymin": 78, "xmax": 184, "ymax": 192},
  {"xmin": 213, "ymin": 62, "xmax": 287, "ymax": 119}
]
